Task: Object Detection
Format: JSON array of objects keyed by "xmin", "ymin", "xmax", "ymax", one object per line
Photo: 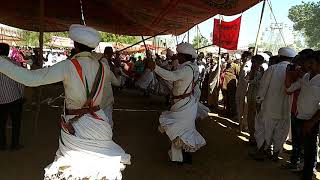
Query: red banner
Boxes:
[{"xmin": 213, "ymin": 16, "xmax": 242, "ymax": 50}]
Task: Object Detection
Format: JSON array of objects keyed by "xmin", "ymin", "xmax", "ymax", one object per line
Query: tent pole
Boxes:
[
  {"xmin": 217, "ymin": 15, "xmax": 222, "ymax": 87},
  {"xmin": 118, "ymin": 29, "xmax": 168, "ymax": 52},
  {"xmin": 34, "ymin": 0, "xmax": 45, "ymax": 135},
  {"xmin": 254, "ymin": 0, "xmax": 267, "ymax": 55},
  {"xmin": 175, "ymin": 35, "xmax": 178, "ymax": 46},
  {"xmin": 197, "ymin": 25, "xmax": 200, "ymax": 51},
  {"xmin": 141, "ymin": 36, "xmax": 148, "ymax": 51}
]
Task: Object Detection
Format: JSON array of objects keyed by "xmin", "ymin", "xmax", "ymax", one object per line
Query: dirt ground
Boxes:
[{"xmin": 0, "ymin": 84, "xmax": 302, "ymax": 180}]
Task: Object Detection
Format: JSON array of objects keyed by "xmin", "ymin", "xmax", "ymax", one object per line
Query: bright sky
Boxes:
[{"xmin": 186, "ymin": 0, "xmax": 316, "ymax": 48}]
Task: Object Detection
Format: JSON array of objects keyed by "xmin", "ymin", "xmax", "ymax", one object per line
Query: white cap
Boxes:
[
  {"xmin": 69, "ymin": 24, "xmax": 101, "ymax": 48},
  {"xmin": 278, "ymin": 47, "xmax": 296, "ymax": 58},
  {"xmin": 258, "ymin": 52, "xmax": 270, "ymax": 62},
  {"xmin": 176, "ymin": 42, "xmax": 197, "ymax": 59}
]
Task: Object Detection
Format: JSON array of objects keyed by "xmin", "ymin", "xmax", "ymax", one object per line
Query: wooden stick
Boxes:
[
  {"xmin": 118, "ymin": 29, "xmax": 168, "ymax": 52},
  {"xmin": 34, "ymin": 0, "xmax": 45, "ymax": 135}
]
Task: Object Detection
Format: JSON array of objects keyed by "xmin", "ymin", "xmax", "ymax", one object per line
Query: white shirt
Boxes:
[
  {"xmin": 257, "ymin": 61, "xmax": 292, "ymax": 120},
  {"xmin": 154, "ymin": 61, "xmax": 199, "ymax": 98},
  {"xmin": 0, "ymin": 52, "xmax": 113, "ymax": 110},
  {"xmin": 236, "ymin": 60, "xmax": 252, "ymax": 97},
  {"xmin": 287, "ymin": 73, "xmax": 320, "ymax": 120}
]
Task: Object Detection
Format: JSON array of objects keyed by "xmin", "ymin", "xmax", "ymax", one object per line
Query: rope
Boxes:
[
  {"xmin": 267, "ymin": 0, "xmax": 286, "ymax": 46},
  {"xmin": 79, "ymin": 0, "xmax": 86, "ymax": 25}
]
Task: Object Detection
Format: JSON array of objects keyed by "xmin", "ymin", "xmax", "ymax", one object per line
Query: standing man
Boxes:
[
  {"xmin": 253, "ymin": 47, "xmax": 296, "ymax": 161},
  {"xmin": 207, "ymin": 57, "xmax": 220, "ymax": 111},
  {"xmin": 148, "ymin": 43, "xmax": 206, "ymax": 164},
  {"xmin": 236, "ymin": 51, "xmax": 252, "ymax": 132},
  {"xmin": 100, "ymin": 46, "xmax": 121, "ymax": 128},
  {"xmin": 0, "ymin": 43, "xmax": 25, "ymax": 151}
]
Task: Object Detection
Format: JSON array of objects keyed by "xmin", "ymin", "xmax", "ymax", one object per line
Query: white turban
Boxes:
[
  {"xmin": 176, "ymin": 42, "xmax": 197, "ymax": 59},
  {"xmin": 69, "ymin": 24, "xmax": 101, "ymax": 48},
  {"xmin": 258, "ymin": 52, "xmax": 270, "ymax": 62},
  {"xmin": 278, "ymin": 47, "xmax": 296, "ymax": 58}
]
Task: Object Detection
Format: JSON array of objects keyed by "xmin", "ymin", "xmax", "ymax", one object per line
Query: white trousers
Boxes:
[
  {"xmin": 169, "ymin": 143, "xmax": 183, "ymax": 162},
  {"xmin": 255, "ymin": 113, "xmax": 290, "ymax": 153},
  {"xmin": 236, "ymin": 94, "xmax": 248, "ymax": 130}
]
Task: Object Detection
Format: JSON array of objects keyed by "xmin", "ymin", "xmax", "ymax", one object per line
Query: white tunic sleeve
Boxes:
[
  {"xmin": 256, "ymin": 66, "xmax": 273, "ymax": 102},
  {"xmin": 287, "ymin": 78, "xmax": 302, "ymax": 93},
  {"xmin": 154, "ymin": 65, "xmax": 188, "ymax": 81},
  {"xmin": 0, "ymin": 57, "xmax": 66, "ymax": 87},
  {"xmin": 110, "ymin": 72, "xmax": 121, "ymax": 87}
]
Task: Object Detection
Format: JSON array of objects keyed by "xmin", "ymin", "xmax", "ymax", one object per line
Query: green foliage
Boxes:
[
  {"xmin": 19, "ymin": 30, "xmax": 137, "ymax": 47},
  {"xmin": 100, "ymin": 32, "xmax": 139, "ymax": 44},
  {"xmin": 19, "ymin": 31, "xmax": 68, "ymax": 47},
  {"xmin": 192, "ymin": 35, "xmax": 209, "ymax": 49},
  {"xmin": 288, "ymin": 2, "xmax": 320, "ymax": 49}
]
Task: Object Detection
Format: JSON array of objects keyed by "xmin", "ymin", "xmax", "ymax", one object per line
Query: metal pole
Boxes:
[
  {"xmin": 217, "ymin": 15, "xmax": 222, "ymax": 87},
  {"xmin": 254, "ymin": 0, "xmax": 267, "ymax": 55}
]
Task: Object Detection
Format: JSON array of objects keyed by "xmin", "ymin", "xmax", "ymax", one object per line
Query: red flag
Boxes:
[{"xmin": 213, "ymin": 16, "xmax": 242, "ymax": 50}]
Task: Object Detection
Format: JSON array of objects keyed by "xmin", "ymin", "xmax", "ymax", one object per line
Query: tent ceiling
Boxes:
[{"xmin": 0, "ymin": 0, "xmax": 261, "ymax": 36}]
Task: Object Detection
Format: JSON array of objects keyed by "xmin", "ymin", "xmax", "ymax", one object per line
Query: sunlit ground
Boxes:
[{"xmin": 208, "ymin": 112, "xmax": 320, "ymax": 180}]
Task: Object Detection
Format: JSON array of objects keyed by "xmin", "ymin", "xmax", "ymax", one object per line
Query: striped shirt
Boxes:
[{"xmin": 0, "ymin": 57, "xmax": 24, "ymax": 104}]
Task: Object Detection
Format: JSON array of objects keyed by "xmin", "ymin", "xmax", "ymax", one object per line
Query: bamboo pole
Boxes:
[
  {"xmin": 34, "ymin": 0, "xmax": 44, "ymax": 135},
  {"xmin": 216, "ymin": 15, "xmax": 222, "ymax": 87},
  {"xmin": 254, "ymin": 0, "xmax": 267, "ymax": 55}
]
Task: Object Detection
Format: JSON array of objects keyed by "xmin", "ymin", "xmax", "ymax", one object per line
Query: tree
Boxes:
[
  {"xmin": 288, "ymin": 2, "xmax": 320, "ymax": 49},
  {"xmin": 192, "ymin": 35, "xmax": 209, "ymax": 49},
  {"xmin": 19, "ymin": 31, "xmax": 68, "ymax": 47},
  {"xmin": 19, "ymin": 30, "xmax": 137, "ymax": 47},
  {"xmin": 100, "ymin": 32, "xmax": 139, "ymax": 44}
]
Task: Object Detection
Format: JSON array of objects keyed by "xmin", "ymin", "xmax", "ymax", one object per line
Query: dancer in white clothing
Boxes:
[
  {"xmin": 0, "ymin": 24, "xmax": 130, "ymax": 180},
  {"xmin": 148, "ymin": 43, "xmax": 206, "ymax": 164}
]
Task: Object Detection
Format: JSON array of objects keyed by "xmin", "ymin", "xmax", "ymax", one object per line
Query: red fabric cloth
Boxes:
[{"xmin": 213, "ymin": 16, "xmax": 242, "ymax": 50}]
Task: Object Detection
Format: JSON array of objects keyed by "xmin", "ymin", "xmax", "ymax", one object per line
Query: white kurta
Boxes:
[
  {"xmin": 0, "ymin": 52, "xmax": 130, "ymax": 180},
  {"xmin": 255, "ymin": 61, "xmax": 292, "ymax": 153},
  {"xmin": 154, "ymin": 62, "xmax": 206, "ymax": 156}
]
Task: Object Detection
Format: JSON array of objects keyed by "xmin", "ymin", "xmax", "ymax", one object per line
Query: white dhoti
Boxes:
[
  {"xmin": 159, "ymin": 96, "xmax": 206, "ymax": 162},
  {"xmin": 45, "ymin": 110, "xmax": 131, "ymax": 180},
  {"xmin": 103, "ymin": 105, "xmax": 114, "ymax": 127}
]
